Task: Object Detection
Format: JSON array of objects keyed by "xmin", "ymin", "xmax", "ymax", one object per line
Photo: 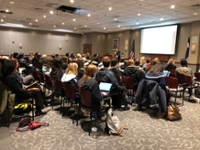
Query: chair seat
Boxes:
[{"xmin": 167, "ymin": 87, "xmax": 184, "ymax": 92}]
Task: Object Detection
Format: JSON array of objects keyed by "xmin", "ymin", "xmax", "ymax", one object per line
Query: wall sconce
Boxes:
[
  {"xmin": 191, "ymin": 44, "xmax": 197, "ymax": 53},
  {"xmin": 19, "ymin": 43, "xmax": 22, "ymax": 49},
  {"xmin": 59, "ymin": 44, "xmax": 62, "ymax": 50},
  {"xmin": 125, "ymin": 45, "xmax": 128, "ymax": 51}
]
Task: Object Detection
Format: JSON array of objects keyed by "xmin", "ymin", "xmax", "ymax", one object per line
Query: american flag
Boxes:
[
  {"xmin": 130, "ymin": 40, "xmax": 135, "ymax": 59},
  {"xmin": 185, "ymin": 37, "xmax": 190, "ymax": 59}
]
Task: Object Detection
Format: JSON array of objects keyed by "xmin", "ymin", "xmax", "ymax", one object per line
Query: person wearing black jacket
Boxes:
[
  {"xmin": 95, "ymin": 57, "xmax": 129, "ymax": 110},
  {"xmin": 1, "ymin": 60, "xmax": 46, "ymax": 116}
]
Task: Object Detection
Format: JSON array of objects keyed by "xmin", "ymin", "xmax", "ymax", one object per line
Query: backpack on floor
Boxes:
[{"xmin": 106, "ymin": 108, "xmax": 124, "ymax": 135}]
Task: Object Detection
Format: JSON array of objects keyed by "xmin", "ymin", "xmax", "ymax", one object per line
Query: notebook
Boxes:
[{"xmin": 99, "ymin": 82, "xmax": 112, "ymax": 95}]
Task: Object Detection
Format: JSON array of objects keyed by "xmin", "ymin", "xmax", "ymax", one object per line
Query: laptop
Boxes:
[
  {"xmin": 99, "ymin": 82, "xmax": 112, "ymax": 96},
  {"xmin": 163, "ymin": 70, "xmax": 170, "ymax": 77}
]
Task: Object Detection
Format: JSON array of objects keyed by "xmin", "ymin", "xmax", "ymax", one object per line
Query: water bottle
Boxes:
[{"xmin": 91, "ymin": 127, "xmax": 98, "ymax": 139}]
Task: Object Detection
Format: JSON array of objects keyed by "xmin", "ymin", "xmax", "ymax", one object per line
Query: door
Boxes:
[{"xmin": 83, "ymin": 44, "xmax": 92, "ymax": 55}]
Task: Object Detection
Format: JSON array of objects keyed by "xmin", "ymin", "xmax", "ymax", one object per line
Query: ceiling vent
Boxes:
[
  {"xmin": 56, "ymin": 5, "xmax": 80, "ymax": 14},
  {"xmin": 0, "ymin": 10, "xmax": 13, "ymax": 14},
  {"xmin": 191, "ymin": 4, "xmax": 200, "ymax": 7}
]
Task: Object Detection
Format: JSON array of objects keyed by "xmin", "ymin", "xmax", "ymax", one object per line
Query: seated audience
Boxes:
[
  {"xmin": 50, "ymin": 59, "xmax": 64, "ymax": 81},
  {"xmin": 139, "ymin": 56, "xmax": 146, "ymax": 68},
  {"xmin": 175, "ymin": 58, "xmax": 193, "ymax": 77},
  {"xmin": 109, "ymin": 58, "xmax": 122, "ymax": 85},
  {"xmin": 1, "ymin": 60, "xmax": 46, "ymax": 116},
  {"xmin": 123, "ymin": 59, "xmax": 145, "ymax": 90},
  {"xmin": 61, "ymin": 62, "xmax": 79, "ymax": 92},
  {"xmin": 95, "ymin": 57, "xmax": 129, "ymax": 110},
  {"xmin": 145, "ymin": 60, "xmax": 166, "ymax": 91},
  {"xmin": 79, "ymin": 64, "xmax": 104, "ymax": 120},
  {"xmin": 165, "ymin": 58, "xmax": 176, "ymax": 70}
]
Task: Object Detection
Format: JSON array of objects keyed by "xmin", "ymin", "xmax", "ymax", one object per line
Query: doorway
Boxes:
[{"xmin": 83, "ymin": 44, "xmax": 92, "ymax": 55}]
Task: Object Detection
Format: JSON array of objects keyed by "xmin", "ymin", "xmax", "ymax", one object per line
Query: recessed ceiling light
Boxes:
[
  {"xmin": 1, "ymin": 19, "xmax": 4, "ymax": 22},
  {"xmin": 118, "ymin": 25, "xmax": 120, "ymax": 27},
  {"xmin": 43, "ymin": 15, "xmax": 46, "ymax": 18},
  {"xmin": 54, "ymin": 25, "xmax": 56, "ymax": 28},
  {"xmin": 85, "ymin": 25, "xmax": 87, "ymax": 27},
  {"xmin": 136, "ymin": 22, "xmax": 139, "ymax": 25},
  {"xmin": 35, "ymin": 19, "xmax": 38, "ymax": 22},
  {"xmin": 97, "ymin": 23, "xmax": 100, "ymax": 24},
  {"xmin": 62, "ymin": 22, "xmax": 65, "ymax": 25},
  {"xmin": 10, "ymin": 1, "xmax": 15, "ymax": 4},
  {"xmin": 74, "ymin": 27, "xmax": 76, "ymax": 29},
  {"xmin": 114, "ymin": 18, "xmax": 117, "ymax": 21},
  {"xmin": 193, "ymin": 13, "xmax": 198, "ymax": 15},
  {"xmin": 5, "ymin": 9, "xmax": 9, "ymax": 12},
  {"xmin": 29, "ymin": 23, "xmax": 32, "ymax": 25},
  {"xmin": 160, "ymin": 18, "xmax": 163, "ymax": 21},
  {"xmin": 70, "ymin": 0, "xmax": 74, "ymax": 3},
  {"xmin": 171, "ymin": 5, "xmax": 175, "ymax": 9},
  {"xmin": 138, "ymin": 13, "xmax": 141, "ymax": 16},
  {"xmin": 104, "ymin": 27, "xmax": 106, "ymax": 30},
  {"xmin": 3, "ymin": 15, "xmax": 6, "ymax": 18},
  {"xmin": 109, "ymin": 7, "xmax": 112, "ymax": 11},
  {"xmin": 88, "ymin": 14, "xmax": 90, "ymax": 17},
  {"xmin": 73, "ymin": 19, "xmax": 76, "ymax": 21},
  {"xmin": 50, "ymin": 11, "xmax": 54, "ymax": 14}
]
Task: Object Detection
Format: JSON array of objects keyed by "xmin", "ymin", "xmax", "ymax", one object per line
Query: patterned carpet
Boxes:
[{"xmin": 1, "ymin": 97, "xmax": 200, "ymax": 150}]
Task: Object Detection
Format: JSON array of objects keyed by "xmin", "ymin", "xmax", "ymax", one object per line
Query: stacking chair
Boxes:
[
  {"xmin": 194, "ymin": 72, "xmax": 200, "ymax": 86},
  {"xmin": 79, "ymin": 87, "xmax": 111, "ymax": 135},
  {"xmin": 168, "ymin": 69, "xmax": 176, "ymax": 77},
  {"xmin": 0, "ymin": 83, "xmax": 35, "ymax": 127},
  {"xmin": 43, "ymin": 74, "xmax": 54, "ymax": 106},
  {"xmin": 176, "ymin": 72, "xmax": 198, "ymax": 102},
  {"xmin": 37, "ymin": 71, "xmax": 45, "ymax": 91},
  {"xmin": 122, "ymin": 76, "xmax": 135, "ymax": 104},
  {"xmin": 62, "ymin": 82, "xmax": 78, "ymax": 124},
  {"xmin": 52, "ymin": 80, "xmax": 63, "ymax": 109},
  {"xmin": 165, "ymin": 76, "xmax": 184, "ymax": 105}
]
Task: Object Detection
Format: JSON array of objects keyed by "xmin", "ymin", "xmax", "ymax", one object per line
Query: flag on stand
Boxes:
[
  {"xmin": 185, "ymin": 37, "xmax": 190, "ymax": 59},
  {"xmin": 130, "ymin": 40, "xmax": 135, "ymax": 59}
]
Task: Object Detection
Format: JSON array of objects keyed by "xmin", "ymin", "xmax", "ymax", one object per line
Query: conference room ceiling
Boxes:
[{"xmin": 0, "ymin": 0, "xmax": 200, "ymax": 34}]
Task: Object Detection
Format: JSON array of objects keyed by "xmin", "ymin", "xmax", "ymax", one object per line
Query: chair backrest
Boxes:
[
  {"xmin": 122, "ymin": 76, "xmax": 134, "ymax": 89},
  {"xmin": 165, "ymin": 76, "xmax": 178, "ymax": 88},
  {"xmin": 194, "ymin": 72, "xmax": 200, "ymax": 81},
  {"xmin": 115, "ymin": 74, "xmax": 121, "ymax": 84},
  {"xmin": 168, "ymin": 70, "xmax": 176, "ymax": 77},
  {"xmin": 37, "ymin": 71, "xmax": 45, "ymax": 83},
  {"xmin": 176, "ymin": 72, "xmax": 192, "ymax": 86},
  {"xmin": 44, "ymin": 74, "xmax": 53, "ymax": 88},
  {"xmin": 54, "ymin": 80, "xmax": 63, "ymax": 95},
  {"xmin": 32, "ymin": 70, "xmax": 38, "ymax": 81},
  {"xmin": 64, "ymin": 83, "xmax": 76, "ymax": 99},
  {"xmin": 79, "ymin": 88, "xmax": 92, "ymax": 108}
]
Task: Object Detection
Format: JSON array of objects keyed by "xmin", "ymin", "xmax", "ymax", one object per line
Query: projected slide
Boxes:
[{"xmin": 140, "ymin": 25, "xmax": 178, "ymax": 55}]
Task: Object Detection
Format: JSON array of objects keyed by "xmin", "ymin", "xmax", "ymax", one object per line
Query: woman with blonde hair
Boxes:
[
  {"xmin": 165, "ymin": 58, "xmax": 176, "ymax": 70},
  {"xmin": 78, "ymin": 64, "xmax": 104, "ymax": 120},
  {"xmin": 139, "ymin": 56, "xmax": 146, "ymax": 67},
  {"xmin": 61, "ymin": 62, "xmax": 78, "ymax": 83}
]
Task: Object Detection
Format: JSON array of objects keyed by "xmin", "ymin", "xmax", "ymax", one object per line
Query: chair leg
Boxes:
[
  {"xmin": 174, "ymin": 91, "xmax": 177, "ymax": 105},
  {"xmin": 182, "ymin": 89, "xmax": 185, "ymax": 105},
  {"xmin": 32, "ymin": 97, "xmax": 34, "ymax": 121}
]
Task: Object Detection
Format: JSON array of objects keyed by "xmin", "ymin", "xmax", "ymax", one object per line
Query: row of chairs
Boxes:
[
  {"xmin": 165, "ymin": 71, "xmax": 200, "ymax": 105},
  {"xmin": 32, "ymin": 70, "xmax": 112, "ymax": 135}
]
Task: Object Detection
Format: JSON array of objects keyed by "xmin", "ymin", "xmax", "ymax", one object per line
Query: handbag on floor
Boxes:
[{"xmin": 166, "ymin": 104, "xmax": 182, "ymax": 121}]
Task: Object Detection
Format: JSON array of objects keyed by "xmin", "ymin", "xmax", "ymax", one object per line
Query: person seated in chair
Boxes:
[
  {"xmin": 1, "ymin": 60, "xmax": 46, "ymax": 116},
  {"xmin": 95, "ymin": 57, "xmax": 130, "ymax": 110},
  {"xmin": 79, "ymin": 64, "xmax": 105, "ymax": 120},
  {"xmin": 123, "ymin": 59, "xmax": 145, "ymax": 91}
]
